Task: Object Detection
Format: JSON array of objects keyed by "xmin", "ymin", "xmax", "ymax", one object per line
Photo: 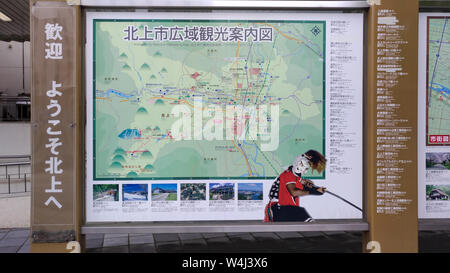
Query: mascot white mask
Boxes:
[{"xmin": 292, "ymin": 154, "xmax": 311, "ymax": 176}]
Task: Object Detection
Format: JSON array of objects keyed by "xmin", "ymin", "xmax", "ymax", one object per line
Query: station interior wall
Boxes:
[{"xmin": 0, "ymin": 40, "xmax": 30, "ymax": 97}]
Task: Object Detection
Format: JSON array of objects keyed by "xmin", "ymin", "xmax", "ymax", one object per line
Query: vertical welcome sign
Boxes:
[{"xmin": 30, "ymin": 0, "xmax": 81, "ymax": 252}]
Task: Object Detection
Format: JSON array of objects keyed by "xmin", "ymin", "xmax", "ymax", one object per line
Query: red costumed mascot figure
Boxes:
[{"xmin": 264, "ymin": 149, "xmax": 327, "ymax": 222}]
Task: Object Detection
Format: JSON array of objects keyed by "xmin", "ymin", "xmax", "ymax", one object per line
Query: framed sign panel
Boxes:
[
  {"xmin": 418, "ymin": 13, "xmax": 450, "ymax": 218},
  {"xmin": 85, "ymin": 11, "xmax": 364, "ymax": 222}
]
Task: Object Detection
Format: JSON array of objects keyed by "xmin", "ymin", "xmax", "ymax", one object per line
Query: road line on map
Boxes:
[
  {"xmin": 231, "ymin": 41, "xmax": 253, "ymax": 176},
  {"xmin": 96, "ymin": 97, "xmax": 112, "ymax": 102},
  {"xmin": 429, "ymin": 18, "xmax": 448, "ymax": 108},
  {"xmin": 239, "ymin": 35, "xmax": 278, "ymax": 176},
  {"xmin": 231, "ymin": 38, "xmax": 253, "ymax": 176},
  {"xmin": 257, "ymin": 22, "xmax": 322, "ymax": 58}
]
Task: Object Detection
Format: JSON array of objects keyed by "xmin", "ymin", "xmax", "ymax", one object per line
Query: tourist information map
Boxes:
[
  {"xmin": 426, "ymin": 17, "xmax": 450, "ymax": 146},
  {"xmin": 92, "ymin": 19, "xmax": 325, "ymax": 180},
  {"xmin": 86, "ymin": 12, "xmax": 363, "ymax": 221}
]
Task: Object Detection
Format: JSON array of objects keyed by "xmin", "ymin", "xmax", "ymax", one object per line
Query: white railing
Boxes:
[{"xmin": 0, "ymin": 160, "xmax": 31, "ymax": 194}]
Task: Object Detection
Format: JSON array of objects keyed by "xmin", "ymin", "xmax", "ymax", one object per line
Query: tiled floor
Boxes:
[
  {"xmin": 1, "ymin": 228, "xmax": 449, "ymax": 253},
  {"xmin": 0, "ymin": 228, "xmax": 30, "ymax": 253}
]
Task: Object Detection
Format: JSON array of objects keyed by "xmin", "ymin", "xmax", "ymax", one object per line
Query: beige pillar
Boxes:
[
  {"xmin": 30, "ymin": 0, "xmax": 83, "ymax": 253},
  {"xmin": 364, "ymin": 0, "xmax": 419, "ymax": 253}
]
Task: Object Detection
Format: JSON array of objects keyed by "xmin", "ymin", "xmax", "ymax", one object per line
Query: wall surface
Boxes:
[
  {"xmin": 0, "ymin": 41, "xmax": 30, "ymax": 96},
  {"xmin": 0, "ymin": 122, "xmax": 30, "ymax": 156},
  {"xmin": 0, "ymin": 193, "xmax": 30, "ymax": 228}
]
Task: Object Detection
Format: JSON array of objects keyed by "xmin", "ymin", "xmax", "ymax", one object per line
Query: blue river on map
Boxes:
[
  {"xmin": 98, "ymin": 89, "xmax": 134, "ymax": 99},
  {"xmin": 430, "ymin": 83, "xmax": 450, "ymax": 100}
]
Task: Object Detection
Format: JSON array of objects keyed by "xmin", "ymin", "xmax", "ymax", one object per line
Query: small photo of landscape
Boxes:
[
  {"xmin": 152, "ymin": 184, "xmax": 177, "ymax": 201},
  {"xmin": 93, "ymin": 184, "xmax": 119, "ymax": 201},
  {"xmin": 180, "ymin": 183, "xmax": 206, "ymax": 201},
  {"xmin": 209, "ymin": 183, "xmax": 235, "ymax": 200},
  {"xmin": 426, "ymin": 153, "xmax": 450, "ymax": 170},
  {"xmin": 426, "ymin": 185, "xmax": 450, "ymax": 201},
  {"xmin": 122, "ymin": 184, "xmax": 148, "ymax": 201},
  {"xmin": 238, "ymin": 183, "xmax": 263, "ymax": 200}
]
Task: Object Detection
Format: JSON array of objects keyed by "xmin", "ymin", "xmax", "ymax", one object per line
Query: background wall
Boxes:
[
  {"xmin": 0, "ymin": 194, "xmax": 30, "ymax": 228},
  {"xmin": 0, "ymin": 40, "xmax": 30, "ymax": 96},
  {"xmin": 0, "ymin": 122, "xmax": 30, "ymax": 156}
]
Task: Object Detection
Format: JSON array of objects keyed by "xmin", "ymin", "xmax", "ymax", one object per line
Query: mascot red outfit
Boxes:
[{"xmin": 264, "ymin": 150, "xmax": 327, "ymax": 222}]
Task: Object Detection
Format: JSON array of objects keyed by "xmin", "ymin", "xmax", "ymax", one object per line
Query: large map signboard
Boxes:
[
  {"xmin": 426, "ymin": 17, "xmax": 450, "ymax": 146},
  {"xmin": 86, "ymin": 12, "xmax": 363, "ymax": 222},
  {"xmin": 419, "ymin": 14, "xmax": 450, "ymax": 219}
]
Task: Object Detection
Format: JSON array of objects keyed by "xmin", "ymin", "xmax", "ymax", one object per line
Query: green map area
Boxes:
[
  {"xmin": 427, "ymin": 17, "xmax": 450, "ymax": 145},
  {"xmin": 93, "ymin": 19, "xmax": 325, "ymax": 180}
]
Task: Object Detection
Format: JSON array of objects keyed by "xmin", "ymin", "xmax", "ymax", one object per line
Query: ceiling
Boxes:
[
  {"xmin": 0, "ymin": 0, "xmax": 449, "ymax": 42},
  {"xmin": 0, "ymin": 0, "xmax": 29, "ymax": 42}
]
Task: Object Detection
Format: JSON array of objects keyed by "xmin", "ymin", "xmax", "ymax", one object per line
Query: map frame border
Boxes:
[
  {"xmin": 426, "ymin": 16, "xmax": 450, "ymax": 147},
  {"xmin": 91, "ymin": 18, "xmax": 327, "ymax": 181}
]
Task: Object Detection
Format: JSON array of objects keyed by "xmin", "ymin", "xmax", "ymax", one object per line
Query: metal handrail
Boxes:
[
  {"xmin": 0, "ymin": 155, "xmax": 31, "ymax": 159},
  {"xmin": 0, "ymin": 96, "xmax": 30, "ymax": 102},
  {"xmin": 0, "ymin": 161, "xmax": 30, "ymax": 179},
  {"xmin": 82, "ymin": 219, "xmax": 369, "ymax": 234},
  {"xmin": 0, "ymin": 161, "xmax": 30, "ymax": 166},
  {"xmin": 0, "ymin": 95, "xmax": 31, "ymax": 121},
  {"xmin": 1, "ymin": 173, "xmax": 31, "ymax": 194},
  {"xmin": 0, "ymin": 160, "xmax": 31, "ymax": 194}
]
